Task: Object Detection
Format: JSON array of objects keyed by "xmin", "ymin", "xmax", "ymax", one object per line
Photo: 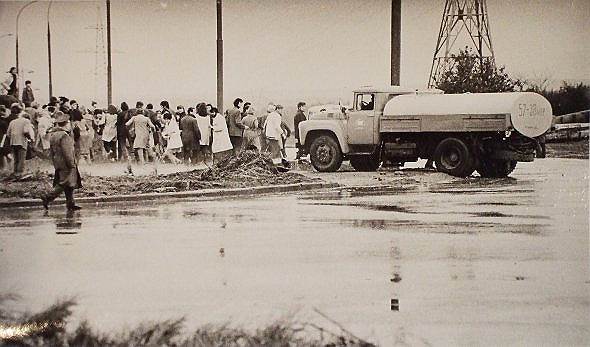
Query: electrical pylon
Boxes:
[
  {"xmin": 428, "ymin": 0, "xmax": 495, "ymax": 88},
  {"xmin": 80, "ymin": 5, "xmax": 107, "ymax": 105}
]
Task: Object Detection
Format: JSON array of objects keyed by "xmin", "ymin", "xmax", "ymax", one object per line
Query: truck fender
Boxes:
[{"xmin": 299, "ymin": 120, "xmax": 350, "ymax": 154}]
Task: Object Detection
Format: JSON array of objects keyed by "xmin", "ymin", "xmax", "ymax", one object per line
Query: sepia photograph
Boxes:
[{"xmin": 0, "ymin": 0, "xmax": 588, "ymax": 345}]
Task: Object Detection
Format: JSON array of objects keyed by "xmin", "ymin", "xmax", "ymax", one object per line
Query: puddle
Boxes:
[
  {"xmin": 471, "ymin": 212, "xmax": 509, "ymax": 218},
  {"xmin": 303, "ymin": 202, "xmax": 414, "ymax": 214},
  {"xmin": 55, "ymin": 222, "xmax": 82, "ymax": 230},
  {"xmin": 115, "ymin": 209, "xmax": 160, "ymax": 217},
  {"xmin": 299, "ymin": 185, "xmax": 417, "ymax": 201},
  {"xmin": 0, "ymin": 220, "xmax": 32, "ymax": 228},
  {"xmin": 304, "ymin": 217, "xmax": 547, "ymax": 235}
]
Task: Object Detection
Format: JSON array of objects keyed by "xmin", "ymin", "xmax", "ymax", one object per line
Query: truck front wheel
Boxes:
[
  {"xmin": 477, "ymin": 159, "xmax": 517, "ymax": 178},
  {"xmin": 309, "ymin": 134, "xmax": 343, "ymax": 172},
  {"xmin": 434, "ymin": 137, "xmax": 475, "ymax": 177}
]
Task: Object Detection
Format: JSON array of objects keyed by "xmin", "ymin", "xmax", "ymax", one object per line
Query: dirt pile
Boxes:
[
  {"xmin": 0, "ymin": 151, "xmax": 317, "ymax": 200},
  {"xmin": 200, "ymin": 150, "xmax": 279, "ymax": 180}
]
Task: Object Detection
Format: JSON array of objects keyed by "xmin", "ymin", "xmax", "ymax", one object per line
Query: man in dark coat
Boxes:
[
  {"xmin": 294, "ymin": 101, "xmax": 307, "ymax": 159},
  {"xmin": 21, "ymin": 80, "xmax": 35, "ymax": 107},
  {"xmin": 226, "ymin": 98, "xmax": 245, "ymax": 155},
  {"xmin": 116, "ymin": 102, "xmax": 130, "ymax": 160},
  {"xmin": 179, "ymin": 108, "xmax": 201, "ymax": 164},
  {"xmin": 41, "ymin": 111, "xmax": 82, "ymax": 211}
]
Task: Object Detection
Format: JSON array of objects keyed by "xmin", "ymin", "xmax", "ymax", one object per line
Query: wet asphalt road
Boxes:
[{"xmin": 0, "ymin": 158, "xmax": 588, "ymax": 346}]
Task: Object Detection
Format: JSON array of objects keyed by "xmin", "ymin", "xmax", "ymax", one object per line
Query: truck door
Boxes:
[{"xmin": 347, "ymin": 93, "xmax": 375, "ymax": 145}]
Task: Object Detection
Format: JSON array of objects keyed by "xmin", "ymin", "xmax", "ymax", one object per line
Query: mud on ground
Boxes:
[{"xmin": 0, "ymin": 151, "xmax": 318, "ymax": 200}]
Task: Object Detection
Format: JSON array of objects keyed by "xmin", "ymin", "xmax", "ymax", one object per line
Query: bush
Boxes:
[
  {"xmin": 434, "ymin": 47, "xmax": 521, "ymax": 94},
  {"xmin": 523, "ymin": 80, "xmax": 590, "ymax": 116}
]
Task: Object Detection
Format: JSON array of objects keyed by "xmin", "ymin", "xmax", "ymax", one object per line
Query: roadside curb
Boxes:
[{"xmin": 0, "ymin": 182, "xmax": 340, "ymax": 209}]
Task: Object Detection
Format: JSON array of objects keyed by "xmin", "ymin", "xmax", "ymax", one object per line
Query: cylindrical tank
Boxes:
[{"xmin": 383, "ymin": 92, "xmax": 553, "ymax": 138}]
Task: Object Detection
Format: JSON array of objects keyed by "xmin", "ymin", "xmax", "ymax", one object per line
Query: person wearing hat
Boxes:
[
  {"xmin": 5, "ymin": 103, "xmax": 35, "ymax": 178},
  {"xmin": 41, "ymin": 111, "xmax": 82, "ymax": 211}
]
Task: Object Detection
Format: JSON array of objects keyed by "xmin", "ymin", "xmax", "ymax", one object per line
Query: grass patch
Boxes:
[{"xmin": 0, "ymin": 297, "xmax": 375, "ymax": 346}]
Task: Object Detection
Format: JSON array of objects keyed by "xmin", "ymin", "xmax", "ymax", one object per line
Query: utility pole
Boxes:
[
  {"xmin": 16, "ymin": 1, "xmax": 39, "ymax": 94},
  {"xmin": 216, "ymin": 0, "xmax": 223, "ymax": 113},
  {"xmin": 391, "ymin": 0, "xmax": 401, "ymax": 86},
  {"xmin": 106, "ymin": 0, "xmax": 112, "ymax": 105},
  {"xmin": 47, "ymin": 1, "xmax": 53, "ymax": 100}
]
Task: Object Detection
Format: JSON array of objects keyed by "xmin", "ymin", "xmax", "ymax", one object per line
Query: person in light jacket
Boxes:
[
  {"xmin": 241, "ymin": 106, "xmax": 261, "ymax": 151},
  {"xmin": 99, "ymin": 106, "xmax": 118, "ymax": 160},
  {"xmin": 210, "ymin": 107, "xmax": 232, "ymax": 161},
  {"xmin": 264, "ymin": 104, "xmax": 283, "ymax": 163},
  {"xmin": 126, "ymin": 109, "xmax": 155, "ymax": 164},
  {"xmin": 5, "ymin": 103, "xmax": 34, "ymax": 177},
  {"xmin": 161, "ymin": 113, "xmax": 182, "ymax": 164},
  {"xmin": 35, "ymin": 108, "xmax": 54, "ymax": 156},
  {"xmin": 195, "ymin": 103, "xmax": 212, "ymax": 162},
  {"xmin": 1, "ymin": 67, "xmax": 18, "ymax": 99}
]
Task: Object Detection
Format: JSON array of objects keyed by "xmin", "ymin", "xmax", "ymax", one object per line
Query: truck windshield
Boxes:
[{"xmin": 356, "ymin": 93, "xmax": 374, "ymax": 111}]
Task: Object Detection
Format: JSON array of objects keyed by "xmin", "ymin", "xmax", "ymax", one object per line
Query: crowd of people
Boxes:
[{"xmin": 1, "ymin": 70, "xmax": 309, "ymax": 180}]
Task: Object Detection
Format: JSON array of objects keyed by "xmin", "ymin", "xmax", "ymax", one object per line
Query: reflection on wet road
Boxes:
[{"xmin": 0, "ymin": 159, "xmax": 588, "ymax": 345}]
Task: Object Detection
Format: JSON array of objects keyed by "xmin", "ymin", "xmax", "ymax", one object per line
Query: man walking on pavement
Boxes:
[
  {"xmin": 5, "ymin": 103, "xmax": 34, "ymax": 179},
  {"xmin": 294, "ymin": 102, "xmax": 307, "ymax": 159},
  {"xmin": 41, "ymin": 111, "xmax": 82, "ymax": 211},
  {"xmin": 226, "ymin": 98, "xmax": 245, "ymax": 155},
  {"xmin": 21, "ymin": 80, "xmax": 35, "ymax": 107}
]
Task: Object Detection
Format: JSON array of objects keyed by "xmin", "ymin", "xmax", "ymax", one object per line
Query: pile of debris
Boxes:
[
  {"xmin": 200, "ymin": 150, "xmax": 279, "ymax": 181},
  {"xmin": 0, "ymin": 151, "xmax": 317, "ymax": 200}
]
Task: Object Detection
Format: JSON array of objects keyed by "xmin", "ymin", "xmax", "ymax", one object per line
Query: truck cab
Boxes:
[{"xmin": 346, "ymin": 86, "xmax": 425, "ymax": 152}]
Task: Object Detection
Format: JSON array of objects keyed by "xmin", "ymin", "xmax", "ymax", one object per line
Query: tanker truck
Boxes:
[{"xmin": 298, "ymin": 86, "xmax": 552, "ymax": 177}]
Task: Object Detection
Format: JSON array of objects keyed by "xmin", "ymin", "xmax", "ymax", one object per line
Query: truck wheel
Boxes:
[
  {"xmin": 434, "ymin": 137, "xmax": 475, "ymax": 177},
  {"xmin": 309, "ymin": 134, "xmax": 343, "ymax": 172},
  {"xmin": 349, "ymin": 154, "xmax": 380, "ymax": 172},
  {"xmin": 477, "ymin": 159, "xmax": 517, "ymax": 178}
]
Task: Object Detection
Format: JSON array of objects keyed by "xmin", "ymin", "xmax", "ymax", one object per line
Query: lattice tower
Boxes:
[{"xmin": 428, "ymin": 0, "xmax": 495, "ymax": 88}]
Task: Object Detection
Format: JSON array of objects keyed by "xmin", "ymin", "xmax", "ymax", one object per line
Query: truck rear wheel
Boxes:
[
  {"xmin": 349, "ymin": 153, "xmax": 381, "ymax": 172},
  {"xmin": 434, "ymin": 137, "xmax": 475, "ymax": 177},
  {"xmin": 309, "ymin": 134, "xmax": 343, "ymax": 172},
  {"xmin": 477, "ymin": 159, "xmax": 517, "ymax": 178}
]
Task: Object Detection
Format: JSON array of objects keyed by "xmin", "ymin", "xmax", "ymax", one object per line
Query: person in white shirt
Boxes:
[
  {"xmin": 210, "ymin": 106, "xmax": 232, "ymax": 161},
  {"xmin": 161, "ymin": 113, "xmax": 182, "ymax": 164},
  {"xmin": 264, "ymin": 103, "xmax": 283, "ymax": 163}
]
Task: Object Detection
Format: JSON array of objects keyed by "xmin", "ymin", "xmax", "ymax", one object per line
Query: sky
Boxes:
[{"xmin": 0, "ymin": 0, "xmax": 588, "ymax": 109}]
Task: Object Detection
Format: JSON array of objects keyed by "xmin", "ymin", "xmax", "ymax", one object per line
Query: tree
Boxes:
[
  {"xmin": 434, "ymin": 47, "xmax": 520, "ymax": 94},
  {"xmin": 524, "ymin": 80, "xmax": 590, "ymax": 116}
]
